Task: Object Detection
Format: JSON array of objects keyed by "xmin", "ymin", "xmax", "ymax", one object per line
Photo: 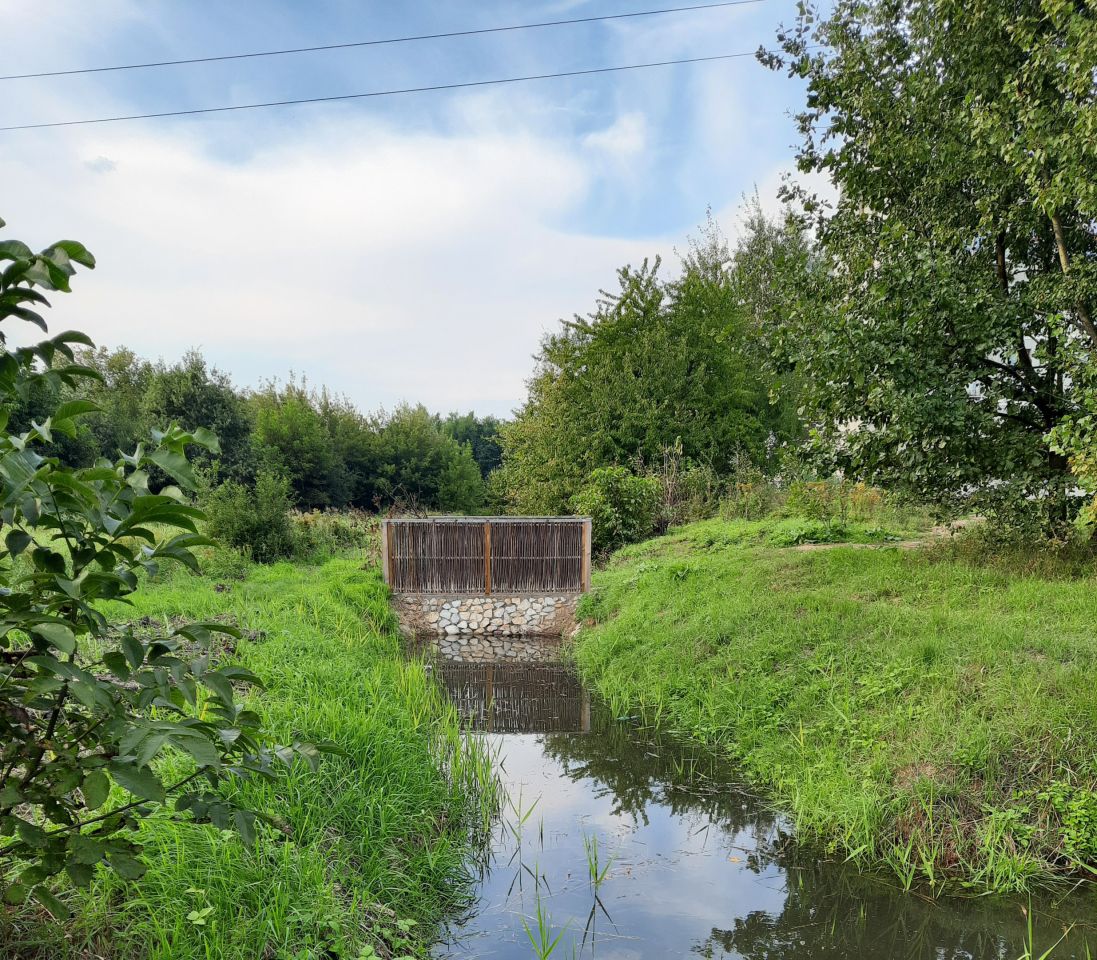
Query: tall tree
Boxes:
[
  {"xmin": 144, "ymin": 350, "xmax": 254, "ymax": 483},
  {"xmin": 497, "ymin": 226, "xmax": 793, "ymax": 514},
  {"xmin": 761, "ymin": 0, "xmax": 1097, "ymax": 530},
  {"xmin": 440, "ymin": 411, "xmax": 503, "ymax": 480}
]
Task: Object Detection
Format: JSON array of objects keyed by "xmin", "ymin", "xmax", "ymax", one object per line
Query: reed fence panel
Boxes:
[{"xmin": 382, "ymin": 517, "xmax": 590, "ymax": 595}]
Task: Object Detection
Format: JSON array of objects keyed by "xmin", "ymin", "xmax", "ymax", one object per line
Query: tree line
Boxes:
[{"xmin": 8, "ymin": 346, "xmax": 502, "ymax": 515}]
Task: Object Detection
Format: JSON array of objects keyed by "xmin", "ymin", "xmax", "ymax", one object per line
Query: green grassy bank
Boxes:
[
  {"xmin": 573, "ymin": 518, "xmax": 1097, "ymax": 893},
  {"xmin": 3, "ymin": 558, "xmax": 493, "ymax": 960}
]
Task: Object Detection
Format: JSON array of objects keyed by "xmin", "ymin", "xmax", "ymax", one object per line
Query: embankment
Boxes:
[
  {"xmin": 573, "ymin": 518, "xmax": 1097, "ymax": 893},
  {"xmin": 5, "ymin": 558, "xmax": 493, "ymax": 960}
]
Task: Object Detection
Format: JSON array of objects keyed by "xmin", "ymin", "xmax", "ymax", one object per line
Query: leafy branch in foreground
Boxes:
[{"xmin": 0, "ymin": 219, "xmax": 328, "ymax": 916}]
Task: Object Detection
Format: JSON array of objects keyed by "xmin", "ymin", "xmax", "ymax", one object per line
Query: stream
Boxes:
[{"xmin": 410, "ymin": 642, "xmax": 1097, "ymax": 959}]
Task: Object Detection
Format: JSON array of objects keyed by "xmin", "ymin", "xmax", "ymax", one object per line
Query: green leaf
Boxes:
[
  {"xmin": 2, "ymin": 882, "xmax": 28, "ymax": 906},
  {"xmin": 121, "ymin": 633, "xmax": 145, "ymax": 670},
  {"xmin": 107, "ymin": 852, "xmax": 146, "ymax": 880},
  {"xmin": 170, "ymin": 731, "xmax": 221, "ymax": 769},
  {"xmin": 5, "ymin": 529, "xmax": 32, "ymax": 556},
  {"xmin": 48, "ymin": 240, "xmax": 96, "ymax": 268},
  {"xmin": 201, "ymin": 671, "xmax": 235, "ymax": 706},
  {"xmin": 32, "ymin": 622, "xmax": 76, "ymax": 655},
  {"xmin": 0, "ymin": 239, "xmax": 33, "ymax": 261},
  {"xmin": 107, "ymin": 761, "xmax": 166, "ymax": 804},
  {"xmin": 146, "ymin": 446, "xmax": 196, "ymax": 489},
  {"xmin": 53, "ymin": 399, "xmax": 101, "ymax": 423},
  {"xmin": 65, "ymin": 861, "xmax": 96, "ymax": 887},
  {"xmin": 31, "ymin": 884, "xmax": 70, "ymax": 919},
  {"xmin": 82, "ymin": 770, "xmax": 111, "ymax": 811},
  {"xmin": 233, "ymin": 809, "xmax": 256, "ymax": 847}
]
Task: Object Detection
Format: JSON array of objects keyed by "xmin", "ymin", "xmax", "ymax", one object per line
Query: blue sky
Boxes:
[{"xmin": 2, "ymin": 1, "xmax": 816, "ymax": 417}]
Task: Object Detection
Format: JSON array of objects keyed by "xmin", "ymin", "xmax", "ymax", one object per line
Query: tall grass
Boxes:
[
  {"xmin": 573, "ymin": 517, "xmax": 1097, "ymax": 894},
  {"xmin": 2, "ymin": 558, "xmax": 495, "ymax": 959}
]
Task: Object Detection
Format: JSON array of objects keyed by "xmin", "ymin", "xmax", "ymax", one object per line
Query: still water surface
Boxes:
[{"xmin": 419, "ymin": 654, "xmax": 1096, "ymax": 959}]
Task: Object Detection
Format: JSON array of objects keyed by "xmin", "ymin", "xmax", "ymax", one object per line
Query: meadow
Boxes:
[
  {"xmin": 2, "ymin": 551, "xmax": 495, "ymax": 960},
  {"xmin": 573, "ymin": 517, "xmax": 1097, "ymax": 893}
]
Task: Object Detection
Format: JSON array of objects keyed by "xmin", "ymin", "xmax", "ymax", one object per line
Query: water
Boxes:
[{"xmin": 414, "ymin": 645, "xmax": 1097, "ymax": 959}]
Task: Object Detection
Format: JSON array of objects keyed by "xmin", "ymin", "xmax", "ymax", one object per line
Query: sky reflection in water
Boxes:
[{"xmin": 423, "ymin": 657, "xmax": 1096, "ymax": 959}]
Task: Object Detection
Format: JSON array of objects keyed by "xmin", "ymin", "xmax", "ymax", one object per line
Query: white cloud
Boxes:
[
  {"xmin": 1, "ymin": 114, "xmax": 666, "ymax": 417},
  {"xmin": 583, "ymin": 111, "xmax": 647, "ymax": 160}
]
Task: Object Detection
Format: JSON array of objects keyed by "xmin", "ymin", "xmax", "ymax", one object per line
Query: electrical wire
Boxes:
[
  {"xmin": 0, "ymin": 51, "xmax": 762, "ymax": 132},
  {"xmin": 1, "ymin": 0, "xmax": 765, "ymax": 81}
]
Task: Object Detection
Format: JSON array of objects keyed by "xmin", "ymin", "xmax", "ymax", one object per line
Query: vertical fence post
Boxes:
[
  {"xmin": 380, "ymin": 520, "xmax": 391, "ymax": 587},
  {"xmin": 483, "ymin": 520, "xmax": 492, "ymax": 596},
  {"xmin": 581, "ymin": 518, "xmax": 592, "ymax": 592}
]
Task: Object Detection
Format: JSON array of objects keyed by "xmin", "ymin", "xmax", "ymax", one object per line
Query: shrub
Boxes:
[
  {"xmin": 720, "ymin": 455, "xmax": 783, "ymax": 520},
  {"xmin": 289, "ymin": 509, "xmax": 380, "ymax": 564},
  {"xmin": 571, "ymin": 467, "xmax": 661, "ymax": 557},
  {"xmin": 203, "ymin": 469, "xmax": 296, "ymax": 562},
  {"xmin": 0, "ymin": 223, "xmax": 322, "ymax": 913},
  {"xmin": 650, "ymin": 443, "xmax": 723, "ymax": 529}
]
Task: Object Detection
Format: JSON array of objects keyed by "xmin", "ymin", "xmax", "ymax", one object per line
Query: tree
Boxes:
[
  {"xmin": 761, "ymin": 0, "xmax": 1097, "ymax": 531},
  {"xmin": 370, "ymin": 405, "xmax": 485, "ymax": 512},
  {"xmin": 144, "ymin": 350, "xmax": 255, "ymax": 483},
  {"xmin": 496, "ymin": 226, "xmax": 794, "ymax": 514},
  {"xmin": 76, "ymin": 346, "xmax": 154, "ymax": 463},
  {"xmin": 0, "ymin": 221, "xmax": 323, "ymax": 914},
  {"xmin": 250, "ymin": 379, "xmax": 349, "ymax": 510},
  {"xmin": 440, "ymin": 412, "xmax": 504, "ymax": 480}
]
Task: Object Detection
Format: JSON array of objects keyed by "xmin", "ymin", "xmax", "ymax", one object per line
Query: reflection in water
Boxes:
[
  {"xmin": 432, "ymin": 661, "xmax": 590, "ymax": 734},
  {"xmin": 421, "ymin": 651, "xmax": 1097, "ymax": 959}
]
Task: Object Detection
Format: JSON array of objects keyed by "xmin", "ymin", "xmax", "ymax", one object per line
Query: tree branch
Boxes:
[{"xmin": 1049, "ymin": 211, "xmax": 1097, "ymax": 348}]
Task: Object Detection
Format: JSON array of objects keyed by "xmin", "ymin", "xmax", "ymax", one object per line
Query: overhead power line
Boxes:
[
  {"xmin": 0, "ymin": 51, "xmax": 762, "ymax": 132},
  {"xmin": 0, "ymin": 0, "xmax": 765, "ymax": 81}
]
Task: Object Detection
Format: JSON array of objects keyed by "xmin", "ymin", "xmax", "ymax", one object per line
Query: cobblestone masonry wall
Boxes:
[
  {"xmin": 396, "ymin": 594, "xmax": 578, "ymax": 638},
  {"xmin": 407, "ymin": 633, "xmax": 567, "ymax": 663}
]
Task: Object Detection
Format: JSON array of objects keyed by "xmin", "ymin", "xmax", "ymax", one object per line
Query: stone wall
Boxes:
[
  {"xmin": 407, "ymin": 633, "xmax": 567, "ymax": 663},
  {"xmin": 396, "ymin": 594, "xmax": 578, "ymax": 638}
]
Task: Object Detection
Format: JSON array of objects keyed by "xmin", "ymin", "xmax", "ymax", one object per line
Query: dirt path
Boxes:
[{"xmin": 789, "ymin": 522, "xmax": 969, "ymax": 552}]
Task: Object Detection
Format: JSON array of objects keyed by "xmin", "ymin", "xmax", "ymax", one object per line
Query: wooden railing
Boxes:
[{"xmin": 381, "ymin": 517, "xmax": 591, "ymax": 595}]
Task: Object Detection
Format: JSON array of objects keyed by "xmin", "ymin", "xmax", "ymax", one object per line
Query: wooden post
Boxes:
[
  {"xmin": 580, "ymin": 518, "xmax": 592, "ymax": 592},
  {"xmin": 483, "ymin": 520, "xmax": 492, "ymax": 596},
  {"xmin": 380, "ymin": 520, "xmax": 391, "ymax": 587}
]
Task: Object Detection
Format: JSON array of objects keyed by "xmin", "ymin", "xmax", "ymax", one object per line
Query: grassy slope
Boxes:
[
  {"xmin": 574, "ymin": 518, "xmax": 1097, "ymax": 893},
  {"xmin": 4, "ymin": 558, "xmax": 492, "ymax": 960}
]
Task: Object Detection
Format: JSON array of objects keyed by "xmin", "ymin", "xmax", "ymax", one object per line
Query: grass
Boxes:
[
  {"xmin": 573, "ymin": 516, "xmax": 1097, "ymax": 894},
  {"xmin": 2, "ymin": 557, "xmax": 495, "ymax": 959}
]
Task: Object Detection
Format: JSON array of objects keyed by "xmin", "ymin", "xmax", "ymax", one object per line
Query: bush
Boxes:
[
  {"xmin": 204, "ymin": 469, "xmax": 296, "ymax": 562},
  {"xmin": 0, "ymin": 224, "xmax": 321, "ymax": 913},
  {"xmin": 649, "ymin": 443, "xmax": 723, "ymax": 530},
  {"xmin": 571, "ymin": 466, "xmax": 661, "ymax": 557},
  {"xmin": 290, "ymin": 509, "xmax": 380, "ymax": 564}
]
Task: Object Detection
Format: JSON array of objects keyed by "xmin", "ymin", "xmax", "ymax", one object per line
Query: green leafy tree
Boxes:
[
  {"xmin": 761, "ymin": 0, "xmax": 1097, "ymax": 531},
  {"xmin": 497, "ymin": 225, "xmax": 793, "ymax": 515},
  {"xmin": 144, "ymin": 350, "xmax": 255, "ymax": 483},
  {"xmin": 440, "ymin": 412, "xmax": 504, "ymax": 480},
  {"xmin": 0, "ymin": 223, "xmax": 322, "ymax": 914},
  {"xmin": 251, "ymin": 379, "xmax": 349, "ymax": 510},
  {"xmin": 370, "ymin": 404, "xmax": 485, "ymax": 512},
  {"xmin": 76, "ymin": 346, "xmax": 154, "ymax": 462},
  {"xmin": 317, "ymin": 389, "xmax": 382, "ymax": 508},
  {"xmin": 570, "ymin": 467, "xmax": 661, "ymax": 556}
]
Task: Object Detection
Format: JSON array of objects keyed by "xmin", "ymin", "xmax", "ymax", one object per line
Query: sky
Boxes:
[{"xmin": 1, "ymin": 0, "xmax": 816, "ymax": 418}]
